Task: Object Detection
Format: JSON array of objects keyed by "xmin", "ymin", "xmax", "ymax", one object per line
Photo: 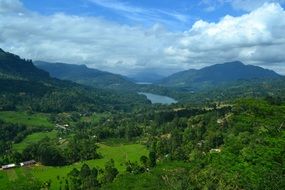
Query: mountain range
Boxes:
[
  {"xmin": 34, "ymin": 60, "xmax": 282, "ymax": 92},
  {"xmin": 158, "ymin": 61, "xmax": 281, "ymax": 89},
  {"xmin": 1, "ymin": 47, "xmax": 284, "ymax": 107}
]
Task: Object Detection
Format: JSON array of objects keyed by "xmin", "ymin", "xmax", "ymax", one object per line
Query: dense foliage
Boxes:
[
  {"xmin": 102, "ymin": 98, "xmax": 285, "ymax": 189},
  {"xmin": 22, "ymin": 135, "xmax": 100, "ymax": 166},
  {"xmin": 0, "ymin": 120, "xmax": 50, "ymax": 165}
]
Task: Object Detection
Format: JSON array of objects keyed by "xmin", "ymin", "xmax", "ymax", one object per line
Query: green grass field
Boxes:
[
  {"xmin": 12, "ymin": 130, "xmax": 58, "ymax": 152},
  {"xmin": 0, "ymin": 143, "xmax": 148, "ymax": 190},
  {"xmin": 0, "ymin": 111, "xmax": 53, "ymax": 128}
]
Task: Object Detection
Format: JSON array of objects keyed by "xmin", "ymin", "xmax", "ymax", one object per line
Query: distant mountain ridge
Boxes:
[
  {"xmin": 128, "ymin": 71, "xmax": 166, "ymax": 83},
  {"xmin": 35, "ymin": 61, "xmax": 136, "ymax": 90},
  {"xmin": 158, "ymin": 61, "xmax": 281, "ymax": 88}
]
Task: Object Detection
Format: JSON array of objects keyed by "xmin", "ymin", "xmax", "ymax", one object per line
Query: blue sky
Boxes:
[
  {"xmin": 1, "ymin": 0, "xmax": 285, "ymax": 75},
  {"xmin": 21, "ymin": 0, "xmax": 248, "ymax": 31}
]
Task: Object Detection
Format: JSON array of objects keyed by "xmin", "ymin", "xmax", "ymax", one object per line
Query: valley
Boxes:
[
  {"xmin": 1, "ymin": 0, "xmax": 285, "ymax": 189},
  {"xmin": 1, "ymin": 29, "xmax": 285, "ymax": 190}
]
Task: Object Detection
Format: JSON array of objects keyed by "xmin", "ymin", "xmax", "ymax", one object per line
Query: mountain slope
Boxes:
[
  {"xmin": 0, "ymin": 49, "xmax": 149, "ymax": 112},
  {"xmin": 159, "ymin": 61, "xmax": 281, "ymax": 88},
  {"xmin": 35, "ymin": 61, "xmax": 136, "ymax": 90},
  {"xmin": 0, "ymin": 49, "xmax": 49, "ymax": 80}
]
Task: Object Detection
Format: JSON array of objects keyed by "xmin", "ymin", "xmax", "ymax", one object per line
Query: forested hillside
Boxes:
[
  {"xmin": 1, "ymin": 95, "xmax": 284, "ymax": 189},
  {"xmin": 0, "ymin": 49, "xmax": 150, "ymax": 113},
  {"xmin": 159, "ymin": 61, "xmax": 281, "ymax": 88},
  {"xmin": 102, "ymin": 98, "xmax": 285, "ymax": 189},
  {"xmin": 0, "ymin": 49, "xmax": 49, "ymax": 80},
  {"xmin": 35, "ymin": 61, "xmax": 136, "ymax": 90}
]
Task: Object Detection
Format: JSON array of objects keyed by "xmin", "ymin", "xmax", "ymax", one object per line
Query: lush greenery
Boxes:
[
  {"xmin": 0, "ymin": 48, "xmax": 150, "ymax": 113},
  {"xmin": 0, "ymin": 49, "xmax": 284, "ymax": 190},
  {"xmin": 35, "ymin": 61, "xmax": 137, "ymax": 91},
  {"xmin": 13, "ymin": 130, "xmax": 57, "ymax": 152},
  {"xmin": 2, "ymin": 97, "xmax": 284, "ymax": 189},
  {"xmin": 99, "ymin": 98, "xmax": 285, "ymax": 189},
  {"xmin": 0, "ymin": 143, "xmax": 148, "ymax": 190},
  {"xmin": 0, "ymin": 111, "xmax": 53, "ymax": 128},
  {"xmin": 0, "ymin": 119, "xmax": 52, "ymax": 166}
]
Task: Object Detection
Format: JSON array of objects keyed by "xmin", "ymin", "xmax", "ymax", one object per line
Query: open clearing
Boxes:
[
  {"xmin": 0, "ymin": 111, "xmax": 53, "ymax": 128},
  {"xmin": 12, "ymin": 130, "xmax": 58, "ymax": 152}
]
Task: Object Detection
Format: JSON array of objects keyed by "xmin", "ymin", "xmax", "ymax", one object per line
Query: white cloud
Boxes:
[
  {"xmin": 0, "ymin": 1, "xmax": 285, "ymax": 75},
  {"xmin": 89, "ymin": 0, "xmax": 189, "ymax": 26},
  {"xmin": 0, "ymin": 2, "xmax": 179, "ymax": 75},
  {"xmin": 167, "ymin": 3, "xmax": 285, "ymax": 73}
]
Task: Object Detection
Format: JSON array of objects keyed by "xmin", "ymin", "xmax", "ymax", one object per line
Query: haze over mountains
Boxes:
[
  {"xmin": 128, "ymin": 70, "xmax": 166, "ymax": 83},
  {"xmin": 33, "ymin": 58, "xmax": 282, "ymax": 91},
  {"xmin": 1, "ymin": 46, "xmax": 284, "ymax": 106}
]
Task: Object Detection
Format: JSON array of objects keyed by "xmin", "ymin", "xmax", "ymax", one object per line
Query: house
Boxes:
[
  {"xmin": 2, "ymin": 163, "xmax": 16, "ymax": 170},
  {"xmin": 20, "ymin": 160, "xmax": 36, "ymax": 167},
  {"xmin": 56, "ymin": 124, "xmax": 67, "ymax": 130},
  {"xmin": 210, "ymin": 149, "xmax": 221, "ymax": 153},
  {"xmin": 56, "ymin": 124, "xmax": 70, "ymax": 130}
]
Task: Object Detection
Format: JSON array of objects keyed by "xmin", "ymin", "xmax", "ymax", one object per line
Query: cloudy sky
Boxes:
[{"xmin": 1, "ymin": 0, "xmax": 285, "ymax": 76}]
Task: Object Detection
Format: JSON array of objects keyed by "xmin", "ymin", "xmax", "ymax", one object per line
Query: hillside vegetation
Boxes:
[
  {"xmin": 0, "ymin": 48, "xmax": 150, "ymax": 113},
  {"xmin": 0, "ymin": 49, "xmax": 284, "ymax": 190}
]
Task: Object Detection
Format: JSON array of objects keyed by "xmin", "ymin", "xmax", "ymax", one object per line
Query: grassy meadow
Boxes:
[
  {"xmin": 12, "ymin": 130, "xmax": 58, "ymax": 152},
  {"xmin": 0, "ymin": 111, "xmax": 53, "ymax": 128}
]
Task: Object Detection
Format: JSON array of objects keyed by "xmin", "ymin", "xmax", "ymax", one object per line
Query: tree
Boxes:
[
  {"xmin": 80, "ymin": 164, "xmax": 91, "ymax": 178},
  {"xmin": 89, "ymin": 168, "xmax": 100, "ymax": 187},
  {"xmin": 68, "ymin": 168, "xmax": 81, "ymax": 190},
  {"xmin": 140, "ymin": 155, "xmax": 148, "ymax": 168},
  {"xmin": 149, "ymin": 151, "xmax": 157, "ymax": 167},
  {"xmin": 103, "ymin": 159, "xmax": 119, "ymax": 183},
  {"xmin": 64, "ymin": 179, "xmax": 69, "ymax": 190}
]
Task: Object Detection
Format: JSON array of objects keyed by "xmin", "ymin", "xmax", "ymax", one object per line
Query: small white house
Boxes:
[
  {"xmin": 2, "ymin": 163, "xmax": 16, "ymax": 170},
  {"xmin": 20, "ymin": 160, "xmax": 36, "ymax": 167}
]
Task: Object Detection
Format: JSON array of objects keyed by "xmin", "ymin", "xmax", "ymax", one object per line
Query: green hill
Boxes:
[
  {"xmin": 0, "ymin": 48, "xmax": 149, "ymax": 112},
  {"xmin": 35, "ymin": 61, "xmax": 136, "ymax": 90},
  {"xmin": 159, "ymin": 61, "xmax": 281, "ymax": 88},
  {"xmin": 0, "ymin": 49, "xmax": 49, "ymax": 80}
]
